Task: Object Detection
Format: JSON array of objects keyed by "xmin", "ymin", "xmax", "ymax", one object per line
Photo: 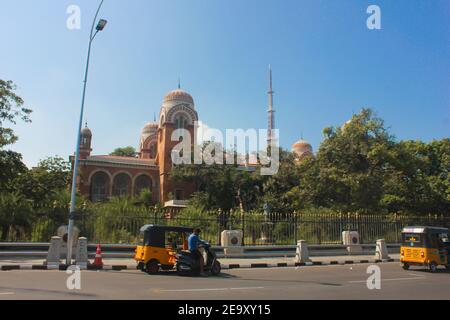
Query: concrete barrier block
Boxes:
[
  {"xmin": 75, "ymin": 237, "xmax": 88, "ymax": 268},
  {"xmin": 221, "ymin": 230, "xmax": 244, "ymax": 255},
  {"xmin": 294, "ymin": 240, "xmax": 312, "ymax": 263},
  {"xmin": 46, "ymin": 236, "xmax": 62, "ymax": 266},
  {"xmin": 375, "ymin": 239, "xmax": 390, "ymax": 260}
]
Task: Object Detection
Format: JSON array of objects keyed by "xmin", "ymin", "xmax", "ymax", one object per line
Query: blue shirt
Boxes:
[{"xmin": 188, "ymin": 233, "xmax": 203, "ymax": 251}]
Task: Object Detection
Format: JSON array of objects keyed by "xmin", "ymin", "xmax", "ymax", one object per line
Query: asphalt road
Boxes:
[{"xmin": 0, "ymin": 263, "xmax": 449, "ymax": 300}]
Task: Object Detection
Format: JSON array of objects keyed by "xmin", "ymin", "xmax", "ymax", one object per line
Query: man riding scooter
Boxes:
[{"xmin": 188, "ymin": 228, "xmax": 207, "ymax": 276}]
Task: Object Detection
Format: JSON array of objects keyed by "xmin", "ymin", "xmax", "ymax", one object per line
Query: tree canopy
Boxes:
[
  {"xmin": 110, "ymin": 146, "xmax": 137, "ymax": 158},
  {"xmin": 0, "ymin": 80, "xmax": 32, "ymax": 148},
  {"xmin": 174, "ymin": 109, "xmax": 450, "ymax": 215}
]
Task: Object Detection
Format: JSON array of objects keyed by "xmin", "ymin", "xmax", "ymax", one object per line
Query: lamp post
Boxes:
[{"xmin": 67, "ymin": 0, "xmax": 107, "ymax": 265}]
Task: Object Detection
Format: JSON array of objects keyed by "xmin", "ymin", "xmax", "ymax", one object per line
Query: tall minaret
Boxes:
[{"xmin": 267, "ymin": 65, "xmax": 276, "ymax": 146}]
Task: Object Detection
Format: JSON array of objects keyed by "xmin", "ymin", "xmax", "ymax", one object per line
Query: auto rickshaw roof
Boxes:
[
  {"xmin": 402, "ymin": 226, "xmax": 449, "ymax": 234},
  {"xmin": 140, "ymin": 224, "xmax": 194, "ymax": 234}
]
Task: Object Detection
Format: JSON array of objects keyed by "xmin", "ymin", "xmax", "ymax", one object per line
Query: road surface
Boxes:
[{"xmin": 0, "ymin": 263, "xmax": 449, "ymax": 300}]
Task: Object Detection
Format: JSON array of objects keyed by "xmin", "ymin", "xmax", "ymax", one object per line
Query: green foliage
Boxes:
[
  {"xmin": 174, "ymin": 109, "xmax": 450, "ymax": 216},
  {"xmin": 0, "ymin": 193, "xmax": 33, "ymax": 241},
  {"xmin": 172, "ymin": 144, "xmax": 266, "ymax": 211},
  {"xmin": 110, "ymin": 146, "xmax": 137, "ymax": 157},
  {"xmin": 13, "ymin": 156, "xmax": 71, "ymax": 206},
  {"xmin": 0, "ymin": 80, "xmax": 32, "ymax": 148},
  {"xmin": 134, "ymin": 189, "xmax": 154, "ymax": 208},
  {"xmin": 0, "ymin": 150, "xmax": 27, "ymax": 192}
]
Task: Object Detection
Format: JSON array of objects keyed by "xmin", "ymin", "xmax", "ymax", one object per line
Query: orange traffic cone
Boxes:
[{"xmin": 92, "ymin": 244, "xmax": 103, "ymax": 268}]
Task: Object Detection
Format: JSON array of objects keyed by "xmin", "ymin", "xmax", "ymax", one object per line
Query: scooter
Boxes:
[{"xmin": 176, "ymin": 242, "xmax": 221, "ymax": 276}]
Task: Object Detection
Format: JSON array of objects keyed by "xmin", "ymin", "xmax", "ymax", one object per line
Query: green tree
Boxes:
[
  {"xmin": 0, "ymin": 80, "xmax": 32, "ymax": 148},
  {"xmin": 381, "ymin": 139, "xmax": 450, "ymax": 214},
  {"xmin": 294, "ymin": 108, "xmax": 396, "ymax": 213},
  {"xmin": 0, "ymin": 150, "xmax": 27, "ymax": 192},
  {"xmin": 260, "ymin": 149, "xmax": 300, "ymax": 213},
  {"xmin": 172, "ymin": 144, "xmax": 263, "ymax": 211},
  {"xmin": 110, "ymin": 146, "xmax": 137, "ymax": 157},
  {"xmin": 13, "ymin": 156, "xmax": 71, "ymax": 205}
]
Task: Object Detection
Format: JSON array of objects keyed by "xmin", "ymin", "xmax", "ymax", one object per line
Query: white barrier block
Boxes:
[
  {"xmin": 375, "ymin": 239, "xmax": 390, "ymax": 260},
  {"xmin": 46, "ymin": 236, "xmax": 62, "ymax": 266},
  {"xmin": 221, "ymin": 230, "xmax": 244, "ymax": 255},
  {"xmin": 294, "ymin": 240, "xmax": 312, "ymax": 263},
  {"xmin": 75, "ymin": 237, "xmax": 88, "ymax": 267}
]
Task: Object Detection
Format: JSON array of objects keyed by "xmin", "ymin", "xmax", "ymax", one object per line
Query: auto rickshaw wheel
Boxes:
[
  {"xmin": 146, "ymin": 260, "xmax": 160, "ymax": 275},
  {"xmin": 402, "ymin": 263, "xmax": 410, "ymax": 270},
  {"xmin": 428, "ymin": 262, "xmax": 438, "ymax": 273}
]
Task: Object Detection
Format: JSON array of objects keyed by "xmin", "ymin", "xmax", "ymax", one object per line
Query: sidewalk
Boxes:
[{"xmin": 0, "ymin": 254, "xmax": 400, "ymax": 271}]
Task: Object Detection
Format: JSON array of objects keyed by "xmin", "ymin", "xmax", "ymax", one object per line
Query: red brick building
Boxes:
[{"xmin": 71, "ymin": 88, "xmax": 198, "ymax": 206}]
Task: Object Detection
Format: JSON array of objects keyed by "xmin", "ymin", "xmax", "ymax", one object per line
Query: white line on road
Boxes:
[
  {"xmin": 349, "ymin": 276, "xmax": 427, "ymax": 284},
  {"xmin": 158, "ymin": 287, "xmax": 264, "ymax": 292},
  {"xmin": 0, "ymin": 292, "xmax": 15, "ymax": 295},
  {"xmin": 408, "ymin": 273, "xmax": 426, "ymax": 277}
]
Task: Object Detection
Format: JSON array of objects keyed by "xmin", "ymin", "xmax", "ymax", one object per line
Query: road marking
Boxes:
[
  {"xmin": 408, "ymin": 273, "xmax": 425, "ymax": 277},
  {"xmin": 0, "ymin": 292, "xmax": 15, "ymax": 295},
  {"xmin": 349, "ymin": 276, "xmax": 427, "ymax": 284},
  {"xmin": 158, "ymin": 287, "xmax": 264, "ymax": 292}
]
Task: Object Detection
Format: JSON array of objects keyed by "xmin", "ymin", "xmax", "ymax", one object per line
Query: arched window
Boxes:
[
  {"xmin": 112, "ymin": 173, "xmax": 131, "ymax": 198},
  {"xmin": 134, "ymin": 175, "xmax": 153, "ymax": 196},
  {"xmin": 175, "ymin": 114, "xmax": 188, "ymax": 129},
  {"xmin": 91, "ymin": 171, "xmax": 110, "ymax": 202},
  {"xmin": 149, "ymin": 142, "xmax": 157, "ymax": 159}
]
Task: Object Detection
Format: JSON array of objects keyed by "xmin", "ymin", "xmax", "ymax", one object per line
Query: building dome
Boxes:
[
  {"xmin": 163, "ymin": 89, "xmax": 194, "ymax": 105},
  {"xmin": 292, "ymin": 139, "xmax": 313, "ymax": 160},
  {"xmin": 141, "ymin": 122, "xmax": 158, "ymax": 135},
  {"xmin": 81, "ymin": 125, "xmax": 92, "ymax": 137}
]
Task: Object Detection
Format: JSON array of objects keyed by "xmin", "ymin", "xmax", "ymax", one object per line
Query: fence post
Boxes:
[
  {"xmin": 217, "ymin": 208, "xmax": 222, "ymax": 246},
  {"xmin": 394, "ymin": 213, "xmax": 399, "ymax": 243},
  {"xmin": 356, "ymin": 212, "xmax": 361, "ymax": 243},
  {"xmin": 294, "ymin": 211, "xmax": 298, "ymax": 244},
  {"xmin": 241, "ymin": 210, "xmax": 245, "ymax": 246}
]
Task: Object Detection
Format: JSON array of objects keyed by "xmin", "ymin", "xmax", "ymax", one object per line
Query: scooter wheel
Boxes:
[{"xmin": 211, "ymin": 261, "xmax": 221, "ymax": 276}]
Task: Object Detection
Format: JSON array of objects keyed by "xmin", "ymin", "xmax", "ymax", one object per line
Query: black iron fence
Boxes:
[{"xmin": 1, "ymin": 207, "xmax": 450, "ymax": 245}]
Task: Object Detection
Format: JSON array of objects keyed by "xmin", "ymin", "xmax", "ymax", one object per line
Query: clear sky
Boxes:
[{"xmin": 1, "ymin": 0, "xmax": 449, "ymax": 167}]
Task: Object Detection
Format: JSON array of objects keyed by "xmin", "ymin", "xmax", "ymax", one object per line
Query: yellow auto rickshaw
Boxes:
[
  {"xmin": 401, "ymin": 226, "xmax": 450, "ymax": 272},
  {"xmin": 135, "ymin": 225, "xmax": 193, "ymax": 274}
]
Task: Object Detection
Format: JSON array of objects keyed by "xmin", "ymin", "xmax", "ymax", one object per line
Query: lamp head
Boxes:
[{"xmin": 96, "ymin": 19, "xmax": 107, "ymax": 31}]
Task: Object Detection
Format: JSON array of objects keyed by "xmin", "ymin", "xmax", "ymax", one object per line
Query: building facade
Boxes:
[
  {"xmin": 71, "ymin": 87, "xmax": 198, "ymax": 206},
  {"xmin": 71, "ymin": 70, "xmax": 313, "ymax": 206}
]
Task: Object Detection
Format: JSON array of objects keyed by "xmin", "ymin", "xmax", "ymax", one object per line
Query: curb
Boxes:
[
  {"xmin": 0, "ymin": 259, "xmax": 398, "ymax": 272},
  {"xmin": 0, "ymin": 264, "xmax": 131, "ymax": 271},
  {"xmin": 220, "ymin": 259, "xmax": 398, "ymax": 270}
]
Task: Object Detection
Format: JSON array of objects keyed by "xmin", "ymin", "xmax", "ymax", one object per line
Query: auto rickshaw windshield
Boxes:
[{"xmin": 402, "ymin": 233, "xmax": 424, "ymax": 247}]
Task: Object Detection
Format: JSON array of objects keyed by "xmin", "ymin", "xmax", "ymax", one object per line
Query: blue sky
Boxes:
[{"xmin": 1, "ymin": 0, "xmax": 449, "ymax": 167}]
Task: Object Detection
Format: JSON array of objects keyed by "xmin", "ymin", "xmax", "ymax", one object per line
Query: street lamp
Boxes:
[
  {"xmin": 96, "ymin": 19, "xmax": 108, "ymax": 31},
  {"xmin": 67, "ymin": 0, "xmax": 107, "ymax": 265}
]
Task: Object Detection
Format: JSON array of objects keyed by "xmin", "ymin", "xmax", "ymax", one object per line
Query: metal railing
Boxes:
[{"xmin": 1, "ymin": 207, "xmax": 449, "ymax": 246}]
